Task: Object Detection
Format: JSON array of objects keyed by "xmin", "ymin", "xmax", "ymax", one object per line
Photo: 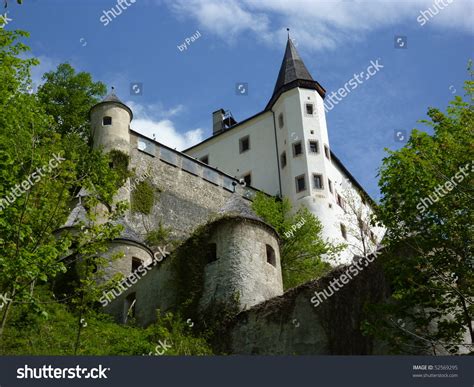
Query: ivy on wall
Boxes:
[
  {"xmin": 130, "ymin": 180, "xmax": 157, "ymax": 215},
  {"xmin": 145, "ymin": 223, "xmax": 171, "ymax": 247},
  {"xmin": 108, "ymin": 149, "xmax": 131, "ymax": 189}
]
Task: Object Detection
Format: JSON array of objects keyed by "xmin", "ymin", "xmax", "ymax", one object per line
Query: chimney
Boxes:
[{"xmin": 212, "ymin": 109, "xmax": 225, "ymax": 135}]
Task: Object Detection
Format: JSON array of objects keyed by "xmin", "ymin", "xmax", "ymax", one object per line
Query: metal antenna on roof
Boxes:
[{"xmin": 287, "ymin": 28, "xmax": 290, "ymax": 38}]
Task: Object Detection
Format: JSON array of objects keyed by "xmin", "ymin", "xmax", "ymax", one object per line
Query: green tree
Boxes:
[
  {"xmin": 365, "ymin": 63, "xmax": 474, "ymax": 354},
  {"xmin": 0, "ymin": 29, "xmax": 124, "ymax": 345},
  {"xmin": 252, "ymin": 193, "xmax": 341, "ymax": 289},
  {"xmin": 37, "ymin": 63, "xmax": 106, "ymax": 139}
]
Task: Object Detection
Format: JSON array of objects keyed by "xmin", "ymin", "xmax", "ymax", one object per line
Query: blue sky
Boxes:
[{"xmin": 5, "ymin": 0, "xmax": 473, "ymax": 199}]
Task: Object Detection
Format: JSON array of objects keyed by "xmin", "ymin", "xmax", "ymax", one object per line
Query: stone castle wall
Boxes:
[
  {"xmin": 125, "ymin": 130, "xmax": 259, "ymax": 243},
  {"xmin": 225, "ymin": 261, "xmax": 389, "ymax": 355}
]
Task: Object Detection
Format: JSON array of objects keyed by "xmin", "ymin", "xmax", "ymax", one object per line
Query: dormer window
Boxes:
[{"xmin": 103, "ymin": 116, "xmax": 112, "ymax": 126}]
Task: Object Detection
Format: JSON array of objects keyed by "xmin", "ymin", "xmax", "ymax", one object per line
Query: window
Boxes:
[
  {"xmin": 309, "ymin": 140, "xmax": 319, "ymax": 153},
  {"xmin": 103, "ymin": 116, "xmax": 112, "ymax": 126},
  {"xmin": 208, "ymin": 243, "xmax": 217, "ymax": 263},
  {"xmin": 310, "ymin": 130, "xmax": 314, "ymax": 135},
  {"xmin": 242, "ymin": 173, "xmax": 251, "ymax": 186},
  {"xmin": 340, "ymin": 223, "xmax": 347, "ymax": 240},
  {"xmin": 199, "ymin": 155, "xmax": 209, "ymax": 164},
  {"xmin": 295, "ymin": 174, "xmax": 306, "ymax": 193},
  {"xmin": 336, "ymin": 193, "xmax": 345, "ymax": 210},
  {"xmin": 266, "ymin": 244, "xmax": 276, "ymax": 267},
  {"xmin": 324, "ymin": 145, "xmax": 331, "ymax": 160},
  {"xmin": 239, "ymin": 136, "xmax": 250, "ymax": 153},
  {"xmin": 328, "ymin": 179, "xmax": 333, "ymax": 194},
  {"xmin": 124, "ymin": 293, "xmax": 136, "ymax": 323},
  {"xmin": 278, "ymin": 113, "xmax": 284, "ymax": 128},
  {"xmin": 313, "ymin": 174, "xmax": 323, "ymax": 189},
  {"xmin": 292, "ymin": 141, "xmax": 302, "ymax": 157},
  {"xmin": 305, "ymin": 103, "xmax": 314, "ymax": 115},
  {"xmin": 280, "ymin": 152, "xmax": 287, "ymax": 169},
  {"xmin": 131, "ymin": 257, "xmax": 142, "ymax": 272}
]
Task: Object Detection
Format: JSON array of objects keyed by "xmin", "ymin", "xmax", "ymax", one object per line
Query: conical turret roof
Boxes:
[
  {"xmin": 266, "ymin": 37, "xmax": 326, "ymax": 110},
  {"xmin": 89, "ymin": 88, "xmax": 133, "ymax": 120}
]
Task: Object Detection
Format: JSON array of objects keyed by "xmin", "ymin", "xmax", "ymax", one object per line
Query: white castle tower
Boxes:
[{"xmin": 184, "ymin": 36, "xmax": 384, "ymax": 263}]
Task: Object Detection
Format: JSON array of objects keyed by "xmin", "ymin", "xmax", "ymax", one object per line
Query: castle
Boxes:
[{"xmin": 62, "ymin": 37, "xmax": 391, "ymax": 354}]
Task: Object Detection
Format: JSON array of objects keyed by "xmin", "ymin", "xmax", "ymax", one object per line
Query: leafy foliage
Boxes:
[
  {"xmin": 145, "ymin": 223, "xmax": 171, "ymax": 247},
  {"xmin": 131, "ymin": 180, "xmax": 156, "ymax": 215},
  {"xmin": 37, "ymin": 63, "xmax": 106, "ymax": 139},
  {"xmin": 0, "ymin": 288, "xmax": 212, "ymax": 355},
  {"xmin": 0, "ymin": 29, "xmax": 124, "ymax": 345},
  {"xmin": 252, "ymin": 193, "xmax": 340, "ymax": 289},
  {"xmin": 365, "ymin": 62, "xmax": 474, "ymax": 354}
]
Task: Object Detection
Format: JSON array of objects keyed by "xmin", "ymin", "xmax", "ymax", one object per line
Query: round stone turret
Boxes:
[{"xmin": 90, "ymin": 90, "xmax": 133, "ymax": 155}]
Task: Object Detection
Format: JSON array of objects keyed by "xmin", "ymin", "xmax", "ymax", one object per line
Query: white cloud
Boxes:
[
  {"xmin": 165, "ymin": 0, "xmax": 474, "ymax": 51},
  {"xmin": 126, "ymin": 101, "xmax": 204, "ymax": 150},
  {"xmin": 126, "ymin": 101, "xmax": 185, "ymax": 119},
  {"xmin": 169, "ymin": 0, "xmax": 271, "ymax": 41}
]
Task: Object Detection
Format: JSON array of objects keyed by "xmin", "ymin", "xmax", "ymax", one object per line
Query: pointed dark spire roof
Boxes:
[{"xmin": 265, "ymin": 37, "xmax": 326, "ymax": 110}]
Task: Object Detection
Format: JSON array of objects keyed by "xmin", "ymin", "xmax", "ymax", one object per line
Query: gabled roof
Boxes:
[{"xmin": 265, "ymin": 37, "xmax": 326, "ymax": 110}]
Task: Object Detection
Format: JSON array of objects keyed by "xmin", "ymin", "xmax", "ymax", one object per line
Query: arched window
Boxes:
[
  {"xmin": 266, "ymin": 244, "xmax": 276, "ymax": 267},
  {"xmin": 103, "ymin": 116, "xmax": 112, "ymax": 126}
]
